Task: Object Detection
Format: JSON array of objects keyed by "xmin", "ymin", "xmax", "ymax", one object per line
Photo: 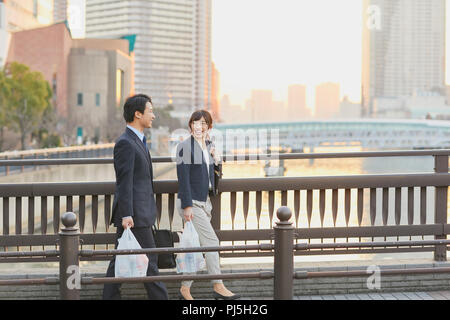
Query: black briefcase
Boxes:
[
  {"xmin": 213, "ymin": 163, "xmax": 222, "ymax": 196},
  {"xmin": 152, "ymin": 226, "xmax": 177, "ymax": 269}
]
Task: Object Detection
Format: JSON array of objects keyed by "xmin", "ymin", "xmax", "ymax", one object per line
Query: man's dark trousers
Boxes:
[{"xmin": 102, "ymin": 226, "xmax": 168, "ymax": 300}]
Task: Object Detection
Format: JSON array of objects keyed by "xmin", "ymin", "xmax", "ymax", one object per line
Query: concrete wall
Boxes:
[
  {"xmin": 68, "ymin": 48, "xmax": 109, "ymax": 143},
  {"xmin": 6, "ymin": 23, "xmax": 134, "ymax": 144},
  {"xmin": 105, "ymin": 50, "xmax": 133, "ymax": 142},
  {"xmin": 6, "ymin": 23, "xmax": 72, "ymax": 117},
  {"xmin": 72, "ymin": 39, "xmax": 129, "ymax": 55},
  {"xmin": 67, "ymin": 48, "xmax": 133, "ymax": 144}
]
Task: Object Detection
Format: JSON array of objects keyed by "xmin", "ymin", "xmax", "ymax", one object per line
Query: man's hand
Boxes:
[
  {"xmin": 122, "ymin": 216, "xmax": 134, "ymax": 229},
  {"xmin": 183, "ymin": 207, "xmax": 194, "ymax": 222}
]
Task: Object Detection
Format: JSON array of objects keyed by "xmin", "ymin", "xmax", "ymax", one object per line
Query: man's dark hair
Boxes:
[
  {"xmin": 123, "ymin": 94, "xmax": 152, "ymax": 123},
  {"xmin": 188, "ymin": 110, "xmax": 213, "ymax": 130}
]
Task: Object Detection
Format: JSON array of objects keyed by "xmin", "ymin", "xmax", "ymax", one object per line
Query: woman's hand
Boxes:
[
  {"xmin": 210, "ymin": 145, "xmax": 221, "ymax": 165},
  {"xmin": 183, "ymin": 206, "xmax": 194, "ymax": 222},
  {"xmin": 207, "ymin": 136, "xmax": 220, "ymax": 164}
]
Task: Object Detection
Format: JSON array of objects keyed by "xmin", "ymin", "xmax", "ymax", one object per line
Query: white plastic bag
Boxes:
[
  {"xmin": 176, "ymin": 221, "xmax": 206, "ymax": 273},
  {"xmin": 115, "ymin": 227, "xmax": 149, "ymax": 278}
]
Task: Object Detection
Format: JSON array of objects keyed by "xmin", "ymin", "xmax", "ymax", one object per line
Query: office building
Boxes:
[
  {"xmin": 315, "ymin": 82, "xmax": 341, "ymax": 119},
  {"xmin": 288, "ymin": 84, "xmax": 310, "ymax": 120},
  {"xmin": 362, "ymin": 0, "xmax": 446, "ymax": 117},
  {"xmin": 85, "ymin": 0, "xmax": 212, "ymax": 116},
  {"xmin": 0, "ymin": 0, "xmax": 53, "ymax": 66},
  {"xmin": 211, "ymin": 61, "xmax": 220, "ymax": 121},
  {"xmin": 7, "ymin": 22, "xmax": 134, "ymax": 144},
  {"xmin": 53, "ymin": 0, "xmax": 85, "ymax": 38}
]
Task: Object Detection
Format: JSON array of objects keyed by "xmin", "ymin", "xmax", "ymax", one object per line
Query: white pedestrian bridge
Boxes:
[{"xmin": 214, "ymin": 118, "xmax": 450, "ymax": 150}]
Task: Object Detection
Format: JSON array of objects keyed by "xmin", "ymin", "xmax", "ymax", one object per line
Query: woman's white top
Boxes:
[{"xmin": 202, "ymin": 146, "xmax": 212, "ymax": 189}]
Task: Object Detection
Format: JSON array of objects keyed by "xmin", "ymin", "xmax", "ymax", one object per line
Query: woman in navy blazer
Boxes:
[{"xmin": 176, "ymin": 110, "xmax": 239, "ymax": 300}]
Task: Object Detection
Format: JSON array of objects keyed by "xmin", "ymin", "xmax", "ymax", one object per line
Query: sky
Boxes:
[{"xmin": 212, "ymin": 0, "xmax": 450, "ymax": 110}]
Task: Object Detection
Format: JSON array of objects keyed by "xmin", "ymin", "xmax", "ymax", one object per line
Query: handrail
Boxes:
[
  {"xmin": 2, "ymin": 239, "xmax": 450, "ymax": 259},
  {"xmin": 79, "ymin": 243, "xmax": 274, "ymax": 257},
  {"xmin": 5, "ymin": 266, "xmax": 450, "ymax": 287},
  {"xmin": 295, "ymin": 267, "xmax": 450, "ymax": 279},
  {"xmin": 0, "ymin": 173, "xmax": 448, "ymax": 197},
  {"xmin": 1, "ymin": 149, "xmax": 450, "ymax": 166},
  {"xmin": 0, "ymin": 143, "xmax": 115, "ymax": 158}
]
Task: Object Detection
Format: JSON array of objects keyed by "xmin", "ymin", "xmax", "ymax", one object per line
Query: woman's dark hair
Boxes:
[
  {"xmin": 188, "ymin": 110, "xmax": 213, "ymax": 130},
  {"xmin": 123, "ymin": 94, "xmax": 152, "ymax": 123}
]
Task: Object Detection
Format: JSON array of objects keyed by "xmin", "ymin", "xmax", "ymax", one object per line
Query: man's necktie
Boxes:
[
  {"xmin": 143, "ymin": 136, "xmax": 153, "ymax": 182},
  {"xmin": 143, "ymin": 136, "xmax": 149, "ymax": 153}
]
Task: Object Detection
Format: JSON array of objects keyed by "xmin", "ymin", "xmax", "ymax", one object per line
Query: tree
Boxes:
[
  {"xmin": 32, "ymin": 101, "xmax": 62, "ymax": 148},
  {"xmin": 3, "ymin": 62, "xmax": 52, "ymax": 150},
  {"xmin": 152, "ymin": 104, "xmax": 182, "ymax": 131},
  {"xmin": 0, "ymin": 70, "xmax": 10, "ymax": 152}
]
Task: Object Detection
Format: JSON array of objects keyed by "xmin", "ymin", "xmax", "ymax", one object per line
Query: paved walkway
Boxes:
[
  {"xmin": 292, "ymin": 291, "xmax": 450, "ymax": 300},
  {"xmin": 203, "ymin": 291, "xmax": 450, "ymax": 300}
]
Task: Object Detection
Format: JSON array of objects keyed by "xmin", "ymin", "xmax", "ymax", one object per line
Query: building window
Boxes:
[
  {"xmin": 77, "ymin": 93, "xmax": 83, "ymax": 106},
  {"xmin": 95, "ymin": 93, "xmax": 100, "ymax": 107}
]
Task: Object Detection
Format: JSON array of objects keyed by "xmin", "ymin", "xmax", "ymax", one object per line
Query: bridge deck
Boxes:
[{"xmin": 293, "ymin": 291, "xmax": 450, "ymax": 300}]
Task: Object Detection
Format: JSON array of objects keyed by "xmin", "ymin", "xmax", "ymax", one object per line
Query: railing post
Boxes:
[
  {"xmin": 59, "ymin": 212, "xmax": 80, "ymax": 300},
  {"xmin": 434, "ymin": 155, "xmax": 448, "ymax": 262},
  {"xmin": 211, "ymin": 163, "xmax": 223, "ymax": 231},
  {"xmin": 210, "ymin": 193, "xmax": 221, "ymax": 231},
  {"xmin": 273, "ymin": 206, "xmax": 294, "ymax": 300}
]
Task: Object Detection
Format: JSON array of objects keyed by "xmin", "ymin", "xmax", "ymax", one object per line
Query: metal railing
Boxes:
[
  {"xmin": 2, "ymin": 209, "xmax": 450, "ymax": 300},
  {"xmin": 0, "ymin": 143, "xmax": 115, "ymax": 176},
  {"xmin": 0, "ymin": 150, "xmax": 449, "ymax": 263}
]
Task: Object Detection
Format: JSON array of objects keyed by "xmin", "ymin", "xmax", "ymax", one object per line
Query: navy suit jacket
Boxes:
[
  {"xmin": 111, "ymin": 128, "xmax": 158, "ymax": 227},
  {"xmin": 176, "ymin": 136, "xmax": 216, "ymax": 209}
]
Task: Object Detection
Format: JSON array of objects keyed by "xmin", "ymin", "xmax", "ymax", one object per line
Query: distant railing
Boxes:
[
  {"xmin": 0, "ymin": 143, "xmax": 115, "ymax": 176},
  {"xmin": 0, "ymin": 150, "xmax": 449, "ymax": 263}
]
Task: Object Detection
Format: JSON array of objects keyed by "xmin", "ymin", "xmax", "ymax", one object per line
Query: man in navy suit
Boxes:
[{"xmin": 102, "ymin": 94, "xmax": 168, "ymax": 300}]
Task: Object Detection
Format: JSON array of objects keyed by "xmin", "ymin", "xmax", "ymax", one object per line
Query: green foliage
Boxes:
[
  {"xmin": 32, "ymin": 127, "xmax": 62, "ymax": 149},
  {"xmin": 2, "ymin": 62, "xmax": 53, "ymax": 150},
  {"xmin": 0, "ymin": 69, "xmax": 11, "ymax": 152},
  {"xmin": 0, "ymin": 70, "xmax": 9, "ymax": 114},
  {"xmin": 152, "ymin": 104, "xmax": 182, "ymax": 131}
]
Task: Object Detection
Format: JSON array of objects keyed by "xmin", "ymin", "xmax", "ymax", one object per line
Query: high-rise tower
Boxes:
[{"xmin": 362, "ymin": 0, "xmax": 446, "ymax": 117}]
